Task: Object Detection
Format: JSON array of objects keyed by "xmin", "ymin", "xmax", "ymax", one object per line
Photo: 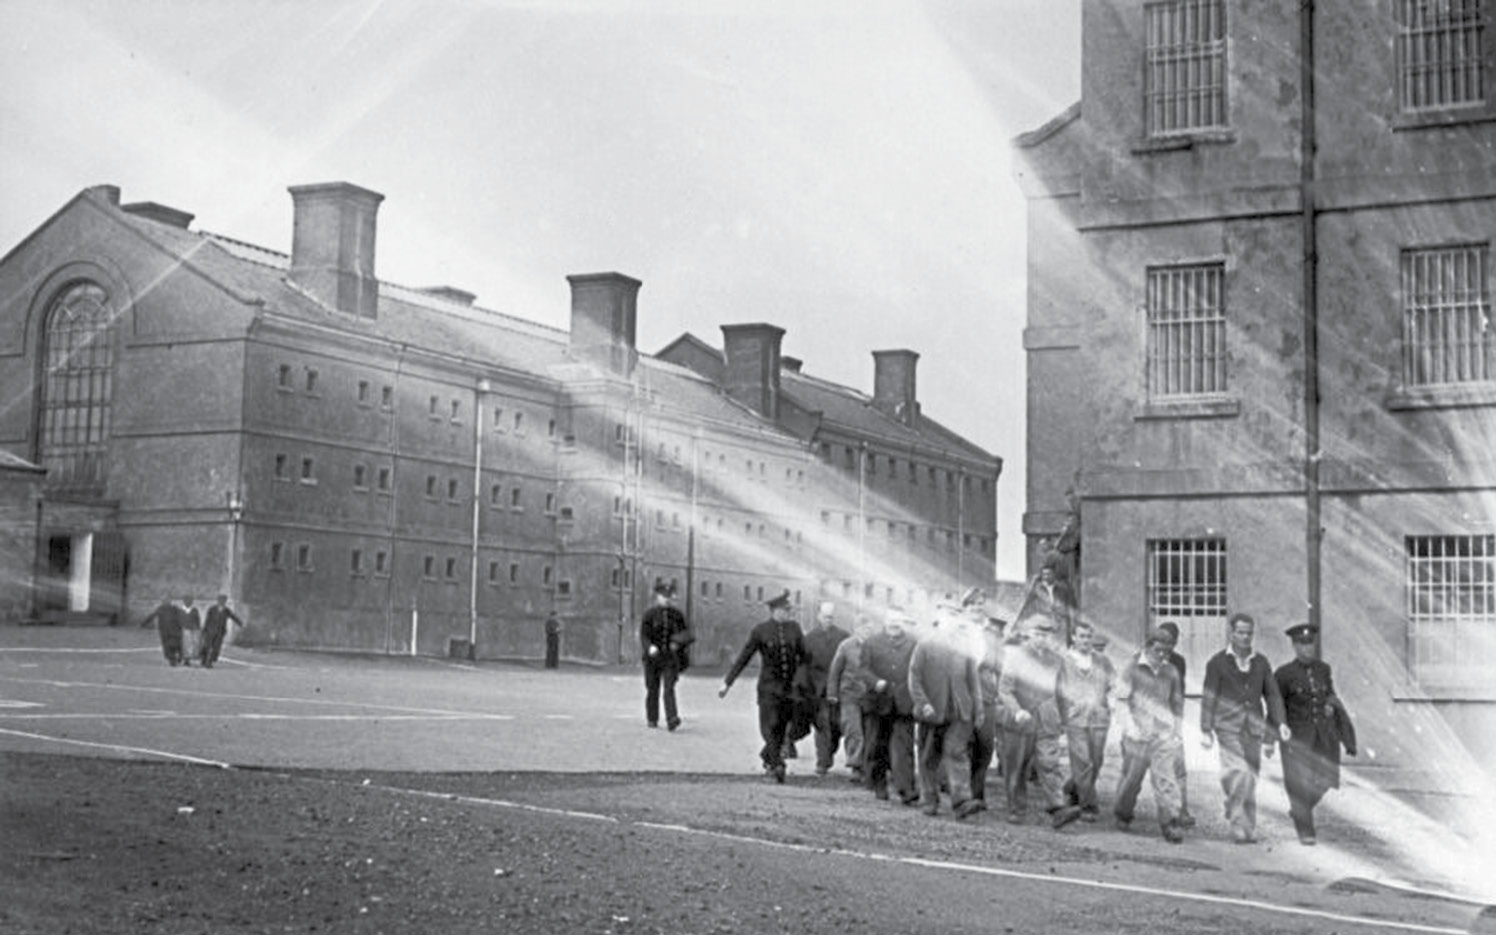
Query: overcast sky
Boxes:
[{"xmin": 0, "ymin": 0, "xmax": 1081, "ymax": 580}]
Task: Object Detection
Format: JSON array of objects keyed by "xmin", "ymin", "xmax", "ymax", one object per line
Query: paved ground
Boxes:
[{"xmin": 2, "ymin": 623, "xmax": 1494, "ymax": 933}]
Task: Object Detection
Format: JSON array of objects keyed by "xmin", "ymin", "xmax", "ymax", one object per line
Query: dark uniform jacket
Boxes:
[
  {"xmin": 724, "ymin": 618, "xmax": 807, "ymax": 702},
  {"xmin": 1275, "ymin": 657, "xmax": 1357, "ymax": 785},
  {"xmin": 640, "ymin": 605, "xmax": 691, "ymax": 670}
]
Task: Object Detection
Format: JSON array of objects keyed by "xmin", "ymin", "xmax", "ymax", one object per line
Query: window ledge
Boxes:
[
  {"xmin": 1131, "ymin": 129, "xmax": 1237, "ymax": 154},
  {"xmin": 1137, "ymin": 397, "xmax": 1242, "ymax": 420},
  {"xmin": 1390, "ymin": 108, "xmax": 1496, "ymax": 131},
  {"xmin": 1386, "ymin": 383, "xmax": 1496, "ymax": 410}
]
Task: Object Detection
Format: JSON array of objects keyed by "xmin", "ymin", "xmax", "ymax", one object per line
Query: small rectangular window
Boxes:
[
  {"xmin": 381, "ymin": 385, "xmax": 394, "ymax": 410},
  {"xmin": 492, "ymin": 484, "xmax": 504, "ymax": 506},
  {"xmin": 543, "ymin": 565, "xmax": 553, "ymax": 586},
  {"xmin": 426, "ymin": 475, "xmax": 438, "ymax": 498},
  {"xmin": 377, "ymin": 467, "xmax": 392, "ymax": 491},
  {"xmin": 445, "ymin": 557, "xmax": 458, "ymax": 580},
  {"xmin": 299, "ymin": 457, "xmax": 316, "ymax": 484},
  {"xmin": 556, "ymin": 580, "xmax": 571, "ymax": 597},
  {"xmin": 353, "ymin": 464, "xmax": 368, "ymax": 489},
  {"xmin": 429, "ymin": 395, "xmax": 441, "ymax": 418},
  {"xmin": 304, "ymin": 369, "xmax": 319, "ymax": 394},
  {"xmin": 277, "ymin": 364, "xmax": 293, "ymax": 389},
  {"xmin": 274, "ymin": 453, "xmax": 288, "ymax": 480},
  {"xmin": 493, "ymin": 407, "xmax": 505, "ymax": 432},
  {"xmin": 269, "ymin": 542, "xmax": 284, "ymax": 569},
  {"xmin": 513, "ymin": 411, "xmax": 524, "ymax": 433},
  {"xmin": 297, "ymin": 544, "xmax": 312, "ymax": 572},
  {"xmin": 423, "ymin": 555, "xmax": 436, "ymax": 578},
  {"xmin": 450, "ymin": 399, "xmax": 461, "ymax": 423},
  {"xmin": 448, "ymin": 478, "xmax": 460, "ymax": 501},
  {"xmin": 357, "ymin": 380, "xmax": 370, "ymax": 404},
  {"xmin": 510, "ymin": 487, "xmax": 522, "ymax": 509},
  {"xmin": 509, "ymin": 562, "xmax": 520, "ymax": 584},
  {"xmin": 351, "ymin": 549, "xmax": 364, "ymax": 575},
  {"xmin": 375, "ymin": 551, "xmax": 389, "ymax": 576}
]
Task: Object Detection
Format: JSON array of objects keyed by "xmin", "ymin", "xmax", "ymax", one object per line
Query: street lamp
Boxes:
[{"xmin": 225, "ymin": 491, "xmax": 244, "ymax": 611}]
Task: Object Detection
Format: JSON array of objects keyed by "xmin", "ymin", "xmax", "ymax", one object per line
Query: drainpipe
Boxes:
[
  {"xmin": 468, "ymin": 378, "xmax": 490, "ymax": 655},
  {"xmin": 1301, "ymin": 0, "xmax": 1323, "ymax": 648}
]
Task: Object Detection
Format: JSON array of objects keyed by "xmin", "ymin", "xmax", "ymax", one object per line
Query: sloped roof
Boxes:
[
  {"xmin": 105, "ymin": 202, "xmax": 793, "ymax": 440},
  {"xmin": 656, "ymin": 332, "xmax": 997, "ymax": 466}
]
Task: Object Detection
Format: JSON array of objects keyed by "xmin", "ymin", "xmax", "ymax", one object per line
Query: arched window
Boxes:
[{"xmin": 39, "ymin": 282, "xmax": 115, "ymax": 493}]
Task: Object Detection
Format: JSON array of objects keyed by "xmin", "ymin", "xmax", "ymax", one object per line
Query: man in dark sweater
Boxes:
[{"xmin": 1199, "ymin": 613, "xmax": 1291, "ymax": 844}]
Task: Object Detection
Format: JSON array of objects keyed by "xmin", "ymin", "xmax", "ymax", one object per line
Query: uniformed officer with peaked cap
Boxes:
[{"xmin": 719, "ymin": 590, "xmax": 807, "ymax": 782}]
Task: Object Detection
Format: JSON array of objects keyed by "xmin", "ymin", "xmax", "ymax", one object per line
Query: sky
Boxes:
[{"xmin": 0, "ymin": 0, "xmax": 1082, "ymax": 580}]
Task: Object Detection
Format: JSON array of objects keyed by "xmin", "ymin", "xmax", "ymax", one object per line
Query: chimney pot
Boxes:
[
  {"xmin": 722, "ymin": 323, "xmax": 786, "ymax": 419},
  {"xmin": 288, "ymin": 182, "xmax": 384, "ymax": 319},
  {"xmin": 872, "ymin": 349, "xmax": 920, "ymax": 425},
  {"xmin": 567, "ymin": 272, "xmax": 641, "ymax": 376}
]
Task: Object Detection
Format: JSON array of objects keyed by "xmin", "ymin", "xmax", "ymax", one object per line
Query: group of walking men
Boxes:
[
  {"xmin": 699, "ymin": 581, "xmax": 1355, "ymax": 847},
  {"xmin": 142, "ymin": 594, "xmax": 243, "ymax": 668}
]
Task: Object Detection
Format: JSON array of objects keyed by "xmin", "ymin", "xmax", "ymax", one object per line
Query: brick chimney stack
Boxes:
[
  {"xmin": 872, "ymin": 349, "xmax": 920, "ymax": 425},
  {"xmin": 288, "ymin": 182, "xmax": 384, "ymax": 319},
  {"xmin": 721, "ymin": 323, "xmax": 786, "ymax": 420},
  {"xmin": 567, "ymin": 272, "xmax": 641, "ymax": 376}
]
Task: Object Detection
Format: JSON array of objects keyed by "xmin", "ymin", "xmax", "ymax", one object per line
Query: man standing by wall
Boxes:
[
  {"xmin": 802, "ymin": 601, "xmax": 850, "ymax": 777},
  {"xmin": 719, "ymin": 590, "xmax": 806, "ymax": 783},
  {"xmin": 640, "ymin": 583, "xmax": 690, "ymax": 731}
]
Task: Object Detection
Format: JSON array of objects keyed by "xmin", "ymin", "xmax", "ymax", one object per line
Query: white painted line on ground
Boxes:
[
  {"xmin": 0, "ymin": 646, "xmax": 162, "ymax": 654},
  {"xmin": 350, "ymin": 779, "xmax": 1465, "ymax": 935},
  {"xmin": 0, "ymin": 712, "xmax": 515, "ymax": 722},
  {"xmin": 543, "ymin": 714, "xmax": 575, "ymax": 720},
  {"xmin": 0, "ymin": 676, "xmax": 512, "ymax": 719},
  {"xmin": 0, "ymin": 727, "xmax": 231, "ymax": 768},
  {"xmin": 0, "ymin": 700, "xmax": 44, "ymax": 708}
]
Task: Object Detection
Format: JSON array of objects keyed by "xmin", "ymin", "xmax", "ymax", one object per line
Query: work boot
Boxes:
[
  {"xmin": 1161, "ymin": 819, "xmax": 1184, "ymax": 844},
  {"xmin": 1050, "ymin": 805, "xmax": 1083, "ymax": 830}
]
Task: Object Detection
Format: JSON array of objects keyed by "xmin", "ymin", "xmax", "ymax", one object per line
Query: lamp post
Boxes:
[{"xmin": 225, "ymin": 490, "xmax": 244, "ymax": 615}]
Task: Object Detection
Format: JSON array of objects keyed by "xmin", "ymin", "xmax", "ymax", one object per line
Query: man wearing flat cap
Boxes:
[
  {"xmin": 720, "ymin": 590, "xmax": 808, "ymax": 783},
  {"xmin": 1274, "ymin": 622, "xmax": 1356, "ymax": 845},
  {"xmin": 640, "ymin": 582, "xmax": 691, "ymax": 731}
]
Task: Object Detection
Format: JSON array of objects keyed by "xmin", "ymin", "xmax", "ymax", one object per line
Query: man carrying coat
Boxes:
[{"xmin": 719, "ymin": 590, "xmax": 807, "ymax": 783}]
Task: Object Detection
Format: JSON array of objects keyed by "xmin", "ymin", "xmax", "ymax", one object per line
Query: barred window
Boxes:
[
  {"xmin": 1146, "ymin": 264, "xmax": 1227, "ymax": 398},
  {"xmin": 1396, "ymin": 0, "xmax": 1488, "ymax": 113},
  {"xmin": 1146, "ymin": 538, "xmax": 1227, "ymax": 694},
  {"xmin": 1401, "ymin": 245, "xmax": 1492, "ymax": 386},
  {"xmin": 39, "ymin": 282, "xmax": 115, "ymax": 494},
  {"xmin": 1144, "ymin": 0, "xmax": 1227, "ymax": 137},
  {"xmin": 1407, "ymin": 535, "xmax": 1495, "ymax": 687}
]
